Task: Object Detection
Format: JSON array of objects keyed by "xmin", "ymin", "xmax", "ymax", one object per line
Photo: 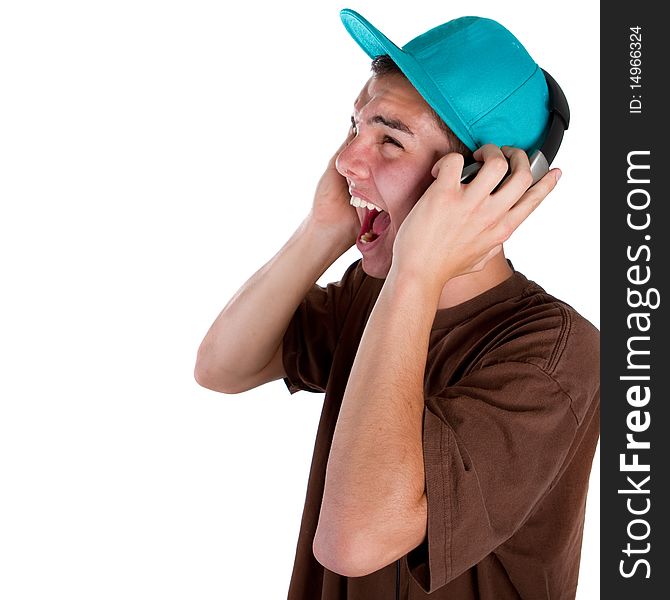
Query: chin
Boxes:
[{"xmin": 360, "ymin": 256, "xmax": 392, "ymax": 279}]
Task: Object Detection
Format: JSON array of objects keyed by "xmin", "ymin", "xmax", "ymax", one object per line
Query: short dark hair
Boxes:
[{"xmin": 370, "ymin": 55, "xmax": 472, "ymax": 159}]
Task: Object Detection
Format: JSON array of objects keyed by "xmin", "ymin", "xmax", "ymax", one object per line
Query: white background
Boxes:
[{"xmin": 0, "ymin": 1, "xmax": 599, "ymax": 598}]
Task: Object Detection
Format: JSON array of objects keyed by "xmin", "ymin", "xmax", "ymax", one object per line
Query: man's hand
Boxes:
[
  {"xmin": 390, "ymin": 144, "xmax": 561, "ymax": 288},
  {"xmin": 307, "ymin": 130, "xmax": 361, "ymax": 247},
  {"xmin": 195, "ymin": 134, "xmax": 362, "ymax": 394}
]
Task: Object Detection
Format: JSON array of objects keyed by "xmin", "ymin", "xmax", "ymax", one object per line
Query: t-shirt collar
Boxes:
[{"xmin": 431, "ymin": 264, "xmax": 531, "ymax": 331}]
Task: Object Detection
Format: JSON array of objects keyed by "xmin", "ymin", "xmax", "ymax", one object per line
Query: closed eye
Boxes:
[
  {"xmin": 383, "ymin": 135, "xmax": 404, "ymax": 149},
  {"xmin": 351, "ymin": 116, "xmax": 404, "ymax": 149}
]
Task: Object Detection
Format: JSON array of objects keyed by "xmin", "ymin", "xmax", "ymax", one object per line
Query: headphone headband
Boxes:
[
  {"xmin": 460, "ymin": 68, "xmax": 570, "ymax": 185},
  {"xmin": 538, "ymin": 68, "xmax": 570, "ymax": 166}
]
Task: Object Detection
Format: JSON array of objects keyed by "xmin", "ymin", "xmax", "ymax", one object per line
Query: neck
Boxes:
[{"xmin": 436, "ymin": 252, "xmax": 514, "ymax": 310}]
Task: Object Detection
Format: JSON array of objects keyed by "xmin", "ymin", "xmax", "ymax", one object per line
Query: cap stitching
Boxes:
[
  {"xmin": 467, "ymin": 64, "xmax": 541, "ymax": 128},
  {"xmin": 405, "ymin": 56, "xmax": 477, "ymax": 149}
]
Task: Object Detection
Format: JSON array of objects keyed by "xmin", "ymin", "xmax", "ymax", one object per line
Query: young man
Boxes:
[{"xmin": 195, "ymin": 9, "xmax": 599, "ymax": 600}]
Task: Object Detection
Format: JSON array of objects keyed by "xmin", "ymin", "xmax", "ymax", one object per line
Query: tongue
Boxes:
[{"xmin": 372, "ymin": 211, "xmax": 391, "ymax": 235}]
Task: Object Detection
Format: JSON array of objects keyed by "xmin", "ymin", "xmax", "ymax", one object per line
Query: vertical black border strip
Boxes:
[{"xmin": 601, "ymin": 5, "xmax": 669, "ymax": 597}]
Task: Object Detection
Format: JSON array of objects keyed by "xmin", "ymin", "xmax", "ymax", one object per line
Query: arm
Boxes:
[
  {"xmin": 313, "ymin": 267, "xmax": 439, "ymax": 576},
  {"xmin": 313, "ymin": 146, "xmax": 561, "ymax": 576},
  {"xmin": 194, "ymin": 134, "xmax": 359, "ymax": 393}
]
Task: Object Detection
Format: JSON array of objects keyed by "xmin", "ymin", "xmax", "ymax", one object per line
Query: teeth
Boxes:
[{"xmin": 350, "ymin": 196, "xmax": 382, "ymax": 212}]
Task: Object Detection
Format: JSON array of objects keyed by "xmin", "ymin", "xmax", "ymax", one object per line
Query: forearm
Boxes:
[
  {"xmin": 195, "ymin": 216, "xmax": 351, "ymax": 391},
  {"xmin": 315, "ymin": 267, "xmax": 442, "ymax": 566}
]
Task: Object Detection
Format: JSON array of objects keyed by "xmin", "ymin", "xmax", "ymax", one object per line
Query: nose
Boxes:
[{"xmin": 335, "ymin": 134, "xmax": 371, "ymax": 181}]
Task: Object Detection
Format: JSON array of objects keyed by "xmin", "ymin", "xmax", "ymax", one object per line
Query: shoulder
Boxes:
[
  {"xmin": 540, "ymin": 297, "xmax": 600, "ymax": 423},
  {"xmin": 517, "ymin": 278, "xmax": 599, "ymax": 367},
  {"xmin": 487, "ymin": 277, "xmax": 600, "ymax": 422},
  {"xmin": 503, "ymin": 280, "xmax": 599, "ymax": 366}
]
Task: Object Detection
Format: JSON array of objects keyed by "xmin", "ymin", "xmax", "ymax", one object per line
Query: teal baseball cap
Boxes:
[{"xmin": 340, "ymin": 9, "xmax": 550, "ymax": 153}]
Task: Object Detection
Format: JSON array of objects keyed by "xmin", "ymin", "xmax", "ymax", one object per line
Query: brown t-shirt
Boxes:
[{"xmin": 282, "ymin": 259, "xmax": 599, "ymax": 600}]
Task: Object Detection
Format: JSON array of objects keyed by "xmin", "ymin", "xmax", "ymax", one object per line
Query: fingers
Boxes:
[
  {"xmin": 431, "ymin": 152, "xmax": 464, "ymax": 183},
  {"xmin": 431, "ymin": 145, "xmax": 530, "ymax": 194},
  {"xmin": 466, "ymin": 144, "xmax": 560, "ymax": 245},
  {"xmin": 496, "ymin": 168, "xmax": 561, "ymax": 241},
  {"xmin": 501, "ymin": 146, "xmax": 533, "ymax": 187},
  {"xmin": 427, "ymin": 144, "xmax": 560, "ymax": 247},
  {"xmin": 466, "ymin": 144, "xmax": 511, "ymax": 195}
]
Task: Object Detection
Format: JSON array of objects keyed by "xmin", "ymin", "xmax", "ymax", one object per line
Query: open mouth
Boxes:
[{"xmin": 357, "ymin": 205, "xmax": 391, "ymax": 245}]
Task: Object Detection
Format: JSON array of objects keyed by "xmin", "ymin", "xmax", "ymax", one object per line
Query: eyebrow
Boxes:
[{"xmin": 353, "ymin": 114, "xmax": 415, "ymax": 136}]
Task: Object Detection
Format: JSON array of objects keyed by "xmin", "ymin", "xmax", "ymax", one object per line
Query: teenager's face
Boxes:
[{"xmin": 336, "ymin": 73, "xmax": 454, "ymax": 278}]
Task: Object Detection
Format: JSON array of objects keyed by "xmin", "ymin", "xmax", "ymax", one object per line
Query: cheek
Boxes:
[
  {"xmin": 377, "ymin": 163, "xmax": 434, "ymax": 218},
  {"xmin": 417, "ymin": 167, "xmax": 438, "ymax": 196},
  {"xmin": 377, "ymin": 163, "xmax": 417, "ymax": 196}
]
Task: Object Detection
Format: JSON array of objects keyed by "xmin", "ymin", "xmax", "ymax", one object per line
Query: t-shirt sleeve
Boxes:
[
  {"xmin": 282, "ymin": 260, "xmax": 366, "ymax": 395},
  {"xmin": 407, "ymin": 360, "xmax": 585, "ymax": 592}
]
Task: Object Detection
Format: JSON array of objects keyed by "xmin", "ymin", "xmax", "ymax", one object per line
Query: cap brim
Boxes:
[
  {"xmin": 340, "ymin": 9, "xmax": 478, "ymax": 150},
  {"xmin": 340, "ymin": 9, "xmax": 398, "ymax": 60}
]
